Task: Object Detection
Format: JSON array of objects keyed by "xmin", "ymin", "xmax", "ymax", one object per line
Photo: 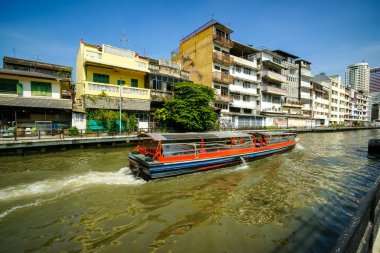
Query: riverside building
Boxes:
[
  {"xmin": 370, "ymin": 67, "xmax": 380, "ymax": 93},
  {"xmin": 172, "ymin": 19, "xmax": 264, "ymax": 129},
  {"xmin": 0, "ymin": 57, "xmax": 73, "ymax": 131},
  {"xmin": 74, "ymin": 40, "xmax": 191, "ymax": 130},
  {"xmin": 345, "ymin": 62, "xmax": 370, "ymax": 92}
]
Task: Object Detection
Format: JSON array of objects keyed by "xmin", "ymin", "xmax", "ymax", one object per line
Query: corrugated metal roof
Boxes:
[
  {"xmin": 0, "ymin": 68, "xmax": 70, "ymax": 81},
  {"xmin": 139, "ymin": 132, "xmax": 251, "ymax": 141},
  {"xmin": 0, "ymin": 96, "xmax": 72, "ymax": 109}
]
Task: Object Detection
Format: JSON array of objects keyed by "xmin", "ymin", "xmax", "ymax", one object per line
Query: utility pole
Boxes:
[{"xmin": 119, "ymin": 76, "xmax": 123, "ymax": 134}]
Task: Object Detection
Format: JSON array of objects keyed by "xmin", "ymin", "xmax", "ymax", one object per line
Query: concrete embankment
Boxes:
[
  {"xmin": 0, "ymin": 135, "xmax": 138, "ymax": 155},
  {"xmin": 0, "ymin": 126, "xmax": 379, "ymax": 155}
]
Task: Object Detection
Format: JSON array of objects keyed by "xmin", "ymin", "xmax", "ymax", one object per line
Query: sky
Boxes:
[{"xmin": 1, "ymin": 0, "xmax": 379, "ymax": 83}]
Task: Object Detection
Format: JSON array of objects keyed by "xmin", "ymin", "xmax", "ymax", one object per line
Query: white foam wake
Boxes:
[{"xmin": 0, "ymin": 167, "xmax": 144, "ymax": 202}]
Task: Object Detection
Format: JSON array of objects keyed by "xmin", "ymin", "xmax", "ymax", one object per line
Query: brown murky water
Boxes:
[{"xmin": 0, "ymin": 129, "xmax": 379, "ymax": 252}]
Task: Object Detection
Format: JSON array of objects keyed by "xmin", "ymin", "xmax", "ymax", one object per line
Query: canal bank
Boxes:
[
  {"xmin": 0, "ymin": 126, "xmax": 379, "ymax": 155},
  {"xmin": 0, "ymin": 129, "xmax": 379, "ymax": 253}
]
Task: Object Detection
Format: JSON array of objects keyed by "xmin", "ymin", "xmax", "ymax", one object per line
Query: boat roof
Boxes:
[
  {"xmin": 139, "ymin": 132, "xmax": 252, "ymax": 141},
  {"xmin": 251, "ymin": 131, "xmax": 296, "ymax": 137}
]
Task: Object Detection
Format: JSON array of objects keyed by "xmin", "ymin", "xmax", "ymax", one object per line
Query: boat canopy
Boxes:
[
  {"xmin": 138, "ymin": 132, "xmax": 252, "ymax": 142},
  {"xmin": 251, "ymin": 131, "xmax": 296, "ymax": 137}
]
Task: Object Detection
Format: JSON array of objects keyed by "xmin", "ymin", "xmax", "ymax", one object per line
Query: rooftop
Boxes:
[
  {"xmin": 180, "ymin": 19, "xmax": 233, "ymax": 43},
  {"xmin": 3, "ymin": 57, "xmax": 72, "ymax": 72},
  {"xmin": 272, "ymin": 50, "xmax": 299, "ymax": 60},
  {"xmin": 0, "ymin": 68, "xmax": 71, "ymax": 82}
]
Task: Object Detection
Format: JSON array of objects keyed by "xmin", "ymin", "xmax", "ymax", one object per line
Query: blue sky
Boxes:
[{"xmin": 1, "ymin": 0, "xmax": 379, "ymax": 83}]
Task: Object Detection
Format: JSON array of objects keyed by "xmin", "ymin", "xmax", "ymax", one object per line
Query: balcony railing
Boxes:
[
  {"xmin": 300, "ymin": 80, "xmax": 311, "ymax": 88},
  {"xmin": 261, "ymin": 85, "xmax": 287, "ymax": 96},
  {"xmin": 261, "ymin": 69, "xmax": 287, "ymax": 83},
  {"xmin": 150, "ymin": 90, "xmax": 174, "ymax": 101},
  {"xmin": 216, "ymin": 94, "xmax": 233, "ymax": 103},
  {"xmin": 301, "ymin": 68, "xmax": 312, "ymax": 77},
  {"xmin": 231, "ymin": 55, "xmax": 258, "ymax": 69},
  {"xmin": 212, "ymin": 71, "xmax": 234, "ymax": 84},
  {"xmin": 213, "ymin": 34, "xmax": 234, "ymax": 48},
  {"xmin": 301, "ymin": 91, "xmax": 311, "ymax": 100},
  {"xmin": 213, "ymin": 51, "xmax": 234, "ymax": 65},
  {"xmin": 84, "ymin": 81, "xmax": 150, "ymax": 100}
]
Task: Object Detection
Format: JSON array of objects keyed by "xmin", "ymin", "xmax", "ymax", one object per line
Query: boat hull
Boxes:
[{"xmin": 128, "ymin": 142, "xmax": 296, "ymax": 180}]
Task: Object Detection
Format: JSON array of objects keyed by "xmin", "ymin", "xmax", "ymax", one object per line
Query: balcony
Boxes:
[
  {"xmin": 261, "ymin": 69, "xmax": 287, "ymax": 83},
  {"xmin": 301, "ymin": 68, "xmax": 311, "ymax": 77},
  {"xmin": 231, "ymin": 55, "xmax": 258, "ymax": 70},
  {"xmin": 213, "ymin": 51, "xmax": 234, "ymax": 66},
  {"xmin": 261, "ymin": 85, "xmax": 287, "ymax": 96},
  {"xmin": 213, "ymin": 71, "xmax": 234, "ymax": 84},
  {"xmin": 150, "ymin": 90, "xmax": 174, "ymax": 102},
  {"xmin": 216, "ymin": 94, "xmax": 233, "ymax": 103},
  {"xmin": 229, "ymin": 84, "xmax": 258, "ymax": 96},
  {"xmin": 300, "ymin": 80, "xmax": 311, "ymax": 89},
  {"xmin": 84, "ymin": 81, "xmax": 150, "ymax": 100},
  {"xmin": 213, "ymin": 34, "xmax": 234, "ymax": 48},
  {"xmin": 83, "ymin": 45, "xmax": 149, "ymax": 73},
  {"xmin": 301, "ymin": 91, "xmax": 311, "ymax": 100}
]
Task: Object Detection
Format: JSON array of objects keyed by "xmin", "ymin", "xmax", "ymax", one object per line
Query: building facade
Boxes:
[
  {"xmin": 370, "ymin": 67, "xmax": 380, "ymax": 93},
  {"xmin": 345, "ymin": 62, "xmax": 370, "ymax": 92},
  {"xmin": 75, "ymin": 41, "xmax": 151, "ymax": 129},
  {"xmin": 172, "ymin": 19, "xmax": 265, "ymax": 129},
  {"xmin": 0, "ymin": 57, "xmax": 73, "ymax": 132}
]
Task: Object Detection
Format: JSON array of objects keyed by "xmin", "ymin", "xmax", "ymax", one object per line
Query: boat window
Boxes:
[{"xmin": 162, "ymin": 143, "xmax": 195, "ymax": 157}]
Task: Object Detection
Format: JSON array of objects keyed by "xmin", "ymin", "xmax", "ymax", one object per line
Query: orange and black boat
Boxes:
[{"xmin": 128, "ymin": 132, "xmax": 298, "ymax": 180}]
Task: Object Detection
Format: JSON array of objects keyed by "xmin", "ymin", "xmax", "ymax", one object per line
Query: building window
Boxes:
[
  {"xmin": 236, "ymin": 66, "xmax": 241, "ymax": 73},
  {"xmin": 31, "ymin": 81, "xmax": 52, "ymax": 96},
  {"xmin": 244, "ymin": 109, "xmax": 252, "ymax": 114},
  {"xmin": 231, "ymin": 92, "xmax": 240, "ymax": 100},
  {"xmin": 214, "ymin": 65, "xmax": 221, "ymax": 71},
  {"xmin": 214, "ymin": 46, "xmax": 221, "ymax": 52},
  {"xmin": 0, "ymin": 78, "xmax": 18, "ymax": 95},
  {"xmin": 93, "ymin": 73, "xmax": 109, "ymax": 83},
  {"xmin": 117, "ymin": 80, "xmax": 125, "ymax": 85},
  {"xmin": 215, "ymin": 103, "xmax": 228, "ymax": 110},
  {"xmin": 243, "ymin": 68, "xmax": 251, "ymax": 75},
  {"xmin": 221, "ymin": 86, "xmax": 229, "ymax": 96},
  {"xmin": 131, "ymin": 79, "xmax": 138, "ymax": 87},
  {"xmin": 243, "ymin": 95, "xmax": 250, "ymax": 102},
  {"xmin": 243, "ymin": 82, "xmax": 250, "ymax": 89},
  {"xmin": 273, "ymin": 58, "xmax": 281, "ymax": 64},
  {"xmin": 229, "ymin": 107, "xmax": 240, "ymax": 113}
]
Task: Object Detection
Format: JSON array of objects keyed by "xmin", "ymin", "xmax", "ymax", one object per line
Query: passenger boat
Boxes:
[{"xmin": 128, "ymin": 132, "xmax": 298, "ymax": 180}]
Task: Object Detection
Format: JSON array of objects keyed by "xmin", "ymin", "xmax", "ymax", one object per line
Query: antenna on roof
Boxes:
[
  {"xmin": 13, "ymin": 48, "xmax": 16, "ymax": 58},
  {"xmin": 211, "ymin": 13, "xmax": 214, "ymax": 19},
  {"xmin": 32, "ymin": 52, "xmax": 42, "ymax": 62},
  {"xmin": 143, "ymin": 48, "xmax": 147, "ymax": 57},
  {"xmin": 120, "ymin": 31, "xmax": 128, "ymax": 49}
]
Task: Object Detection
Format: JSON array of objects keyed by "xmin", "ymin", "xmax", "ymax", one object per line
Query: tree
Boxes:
[{"xmin": 154, "ymin": 82, "xmax": 218, "ymax": 132}]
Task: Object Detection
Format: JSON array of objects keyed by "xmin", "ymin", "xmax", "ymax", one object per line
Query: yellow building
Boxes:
[{"xmin": 75, "ymin": 40, "xmax": 151, "ymax": 128}]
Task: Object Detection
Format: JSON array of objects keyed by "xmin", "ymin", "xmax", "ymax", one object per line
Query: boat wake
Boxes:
[
  {"xmin": 235, "ymin": 157, "xmax": 250, "ymax": 170},
  {"xmin": 0, "ymin": 167, "xmax": 144, "ymax": 220},
  {"xmin": 0, "ymin": 167, "xmax": 144, "ymax": 203}
]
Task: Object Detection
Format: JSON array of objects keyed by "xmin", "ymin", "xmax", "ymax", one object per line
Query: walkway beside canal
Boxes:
[{"xmin": 0, "ymin": 126, "xmax": 379, "ymax": 155}]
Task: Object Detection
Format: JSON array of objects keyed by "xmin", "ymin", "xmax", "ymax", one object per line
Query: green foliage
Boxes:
[
  {"xmin": 154, "ymin": 82, "xmax": 218, "ymax": 132},
  {"xmin": 68, "ymin": 126, "xmax": 80, "ymax": 136},
  {"xmin": 87, "ymin": 109, "xmax": 137, "ymax": 132},
  {"xmin": 264, "ymin": 126, "xmax": 280, "ymax": 130}
]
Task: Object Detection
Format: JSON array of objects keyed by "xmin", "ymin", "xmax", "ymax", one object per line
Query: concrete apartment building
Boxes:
[
  {"xmin": 0, "ymin": 57, "xmax": 73, "ymax": 131},
  {"xmin": 310, "ymin": 81, "xmax": 329, "ymax": 126},
  {"xmin": 345, "ymin": 62, "xmax": 370, "ymax": 92},
  {"xmin": 172, "ymin": 19, "xmax": 265, "ymax": 129},
  {"xmin": 312, "ymin": 73, "xmax": 370, "ymax": 126},
  {"xmin": 172, "ymin": 19, "xmax": 318, "ymax": 129}
]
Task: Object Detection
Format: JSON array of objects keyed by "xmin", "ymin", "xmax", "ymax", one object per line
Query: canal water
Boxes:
[{"xmin": 0, "ymin": 130, "xmax": 379, "ymax": 252}]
